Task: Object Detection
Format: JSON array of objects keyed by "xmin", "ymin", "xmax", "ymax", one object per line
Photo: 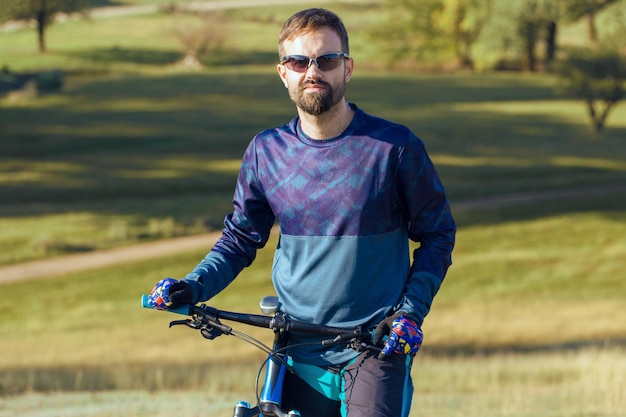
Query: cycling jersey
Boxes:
[{"xmin": 182, "ymin": 103, "xmax": 456, "ymax": 365}]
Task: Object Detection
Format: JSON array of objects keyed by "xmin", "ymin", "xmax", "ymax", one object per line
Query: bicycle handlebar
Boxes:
[
  {"xmin": 142, "ymin": 294, "xmax": 381, "ymax": 417},
  {"xmin": 141, "ymin": 294, "xmax": 372, "ymax": 340}
]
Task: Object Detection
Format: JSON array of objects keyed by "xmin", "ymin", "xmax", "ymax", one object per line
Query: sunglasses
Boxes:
[{"xmin": 280, "ymin": 52, "xmax": 349, "ymax": 72}]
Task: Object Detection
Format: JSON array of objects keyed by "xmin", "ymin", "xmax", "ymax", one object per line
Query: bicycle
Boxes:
[{"xmin": 141, "ymin": 294, "xmax": 382, "ymax": 417}]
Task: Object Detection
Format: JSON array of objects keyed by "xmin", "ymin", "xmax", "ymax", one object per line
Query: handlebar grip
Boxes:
[{"xmin": 141, "ymin": 294, "xmax": 192, "ymax": 316}]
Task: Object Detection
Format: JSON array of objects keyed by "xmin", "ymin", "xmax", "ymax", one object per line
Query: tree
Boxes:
[
  {"xmin": 557, "ymin": 49, "xmax": 626, "ymax": 133},
  {"xmin": 372, "ymin": 0, "xmax": 445, "ymax": 64},
  {"xmin": 509, "ymin": 0, "xmax": 561, "ymax": 71},
  {"xmin": 563, "ymin": 0, "xmax": 622, "ymax": 42},
  {"xmin": 477, "ymin": 0, "xmax": 560, "ymax": 71},
  {"xmin": 1, "ymin": 0, "xmax": 88, "ymax": 53},
  {"xmin": 169, "ymin": 12, "xmax": 228, "ymax": 69},
  {"xmin": 545, "ymin": 19, "xmax": 558, "ymax": 65},
  {"xmin": 433, "ymin": 0, "xmax": 494, "ymax": 68},
  {"xmin": 372, "ymin": 0, "xmax": 492, "ymax": 69}
]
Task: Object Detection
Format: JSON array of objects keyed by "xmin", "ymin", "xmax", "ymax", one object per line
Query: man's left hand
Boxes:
[{"xmin": 374, "ymin": 313, "xmax": 423, "ymax": 359}]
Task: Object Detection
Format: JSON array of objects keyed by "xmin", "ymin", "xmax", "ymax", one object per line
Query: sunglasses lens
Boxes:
[
  {"xmin": 285, "ymin": 57, "xmax": 309, "ymax": 72},
  {"xmin": 317, "ymin": 54, "xmax": 343, "ymax": 71}
]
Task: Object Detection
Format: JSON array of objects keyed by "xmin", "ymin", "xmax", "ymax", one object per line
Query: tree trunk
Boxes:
[
  {"xmin": 545, "ymin": 21, "xmax": 557, "ymax": 67},
  {"xmin": 586, "ymin": 12, "xmax": 597, "ymax": 43},
  {"xmin": 523, "ymin": 21, "xmax": 538, "ymax": 72},
  {"xmin": 585, "ymin": 98, "xmax": 602, "ymax": 134},
  {"xmin": 596, "ymin": 100, "xmax": 617, "ymax": 134},
  {"xmin": 525, "ymin": 38, "xmax": 537, "ymax": 72},
  {"xmin": 36, "ymin": 12, "xmax": 46, "ymax": 53},
  {"xmin": 453, "ymin": 42, "xmax": 474, "ymax": 69}
]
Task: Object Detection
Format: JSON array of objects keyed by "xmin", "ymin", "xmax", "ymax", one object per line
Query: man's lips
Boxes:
[{"xmin": 302, "ymin": 81, "xmax": 329, "ymax": 92}]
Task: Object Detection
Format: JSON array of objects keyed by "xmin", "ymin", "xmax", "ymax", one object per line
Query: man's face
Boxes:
[{"xmin": 277, "ymin": 28, "xmax": 353, "ymax": 116}]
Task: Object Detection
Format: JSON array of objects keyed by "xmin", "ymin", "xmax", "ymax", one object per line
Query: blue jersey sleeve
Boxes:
[
  {"xmin": 395, "ymin": 133, "xmax": 456, "ymax": 325},
  {"xmin": 182, "ymin": 134, "xmax": 276, "ymax": 303}
]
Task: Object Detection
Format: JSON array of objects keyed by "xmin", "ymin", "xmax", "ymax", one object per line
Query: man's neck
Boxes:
[{"xmin": 298, "ymin": 101, "xmax": 354, "ymax": 140}]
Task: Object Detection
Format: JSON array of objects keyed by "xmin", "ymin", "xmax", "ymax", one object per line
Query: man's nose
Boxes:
[{"xmin": 305, "ymin": 61, "xmax": 324, "ymax": 76}]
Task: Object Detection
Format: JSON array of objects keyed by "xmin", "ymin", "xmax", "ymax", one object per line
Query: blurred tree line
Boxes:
[
  {"xmin": 372, "ymin": 0, "xmax": 626, "ymax": 133},
  {"xmin": 373, "ymin": 0, "xmax": 624, "ymax": 71},
  {"xmin": 1, "ymin": 0, "xmax": 624, "ymax": 132}
]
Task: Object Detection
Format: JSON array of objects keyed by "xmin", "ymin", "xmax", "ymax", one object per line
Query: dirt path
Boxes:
[
  {"xmin": 0, "ymin": 232, "xmax": 222, "ymax": 284},
  {"xmin": 1, "ymin": 183, "xmax": 624, "ymax": 285}
]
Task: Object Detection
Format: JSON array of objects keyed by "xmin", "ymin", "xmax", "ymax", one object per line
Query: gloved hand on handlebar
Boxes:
[
  {"xmin": 147, "ymin": 278, "xmax": 194, "ymax": 310},
  {"xmin": 373, "ymin": 312, "xmax": 423, "ymax": 359}
]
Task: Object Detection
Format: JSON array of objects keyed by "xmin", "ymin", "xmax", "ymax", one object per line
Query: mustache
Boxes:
[{"xmin": 301, "ymin": 79, "xmax": 331, "ymax": 89}]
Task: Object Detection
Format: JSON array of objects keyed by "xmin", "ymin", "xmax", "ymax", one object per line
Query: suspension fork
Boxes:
[
  {"xmin": 233, "ymin": 320, "xmax": 294, "ymax": 417},
  {"xmin": 260, "ymin": 327, "xmax": 290, "ymax": 411}
]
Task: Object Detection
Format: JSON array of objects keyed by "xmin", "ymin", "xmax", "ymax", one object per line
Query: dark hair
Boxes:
[{"xmin": 278, "ymin": 8, "xmax": 349, "ymax": 57}]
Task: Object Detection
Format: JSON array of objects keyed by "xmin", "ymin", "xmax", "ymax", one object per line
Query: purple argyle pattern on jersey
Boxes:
[
  {"xmin": 232, "ymin": 107, "xmax": 443, "ymax": 238},
  {"xmin": 185, "ymin": 104, "xmax": 455, "ymax": 366}
]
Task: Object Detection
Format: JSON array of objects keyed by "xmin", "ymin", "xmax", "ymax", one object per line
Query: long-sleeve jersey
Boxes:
[{"xmin": 182, "ymin": 103, "xmax": 456, "ymax": 365}]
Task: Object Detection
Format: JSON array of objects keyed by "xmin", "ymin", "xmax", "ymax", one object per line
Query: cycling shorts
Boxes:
[{"xmin": 282, "ymin": 350, "xmax": 414, "ymax": 417}]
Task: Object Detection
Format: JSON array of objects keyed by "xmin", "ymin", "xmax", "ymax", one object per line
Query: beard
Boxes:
[{"xmin": 290, "ymin": 79, "xmax": 345, "ymax": 116}]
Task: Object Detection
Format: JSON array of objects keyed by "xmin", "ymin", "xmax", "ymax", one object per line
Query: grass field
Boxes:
[
  {"xmin": 1, "ymin": 68, "xmax": 625, "ymax": 265},
  {"xmin": 1, "ymin": 1, "xmax": 626, "ymax": 416},
  {"xmin": 1, "ymin": 207, "xmax": 625, "ymax": 415},
  {"xmin": 2, "ymin": 347, "xmax": 625, "ymax": 417},
  {"xmin": 1, "ymin": 1, "xmax": 625, "ymax": 265}
]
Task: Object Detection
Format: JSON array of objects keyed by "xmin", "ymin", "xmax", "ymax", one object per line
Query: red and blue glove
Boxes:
[
  {"xmin": 373, "ymin": 312, "xmax": 423, "ymax": 359},
  {"xmin": 147, "ymin": 278, "xmax": 193, "ymax": 310}
]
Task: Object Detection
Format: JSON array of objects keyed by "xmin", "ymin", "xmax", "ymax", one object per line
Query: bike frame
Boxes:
[{"xmin": 142, "ymin": 295, "xmax": 373, "ymax": 417}]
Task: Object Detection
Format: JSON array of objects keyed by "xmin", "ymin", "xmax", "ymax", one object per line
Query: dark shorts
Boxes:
[{"xmin": 281, "ymin": 350, "xmax": 414, "ymax": 417}]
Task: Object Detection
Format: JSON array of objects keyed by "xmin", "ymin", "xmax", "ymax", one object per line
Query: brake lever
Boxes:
[
  {"xmin": 202, "ymin": 320, "xmax": 233, "ymax": 337},
  {"xmin": 169, "ymin": 319, "xmax": 201, "ymax": 329},
  {"xmin": 321, "ymin": 331, "xmax": 377, "ymax": 353}
]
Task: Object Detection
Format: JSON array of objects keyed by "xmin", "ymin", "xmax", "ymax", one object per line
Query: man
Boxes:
[{"xmin": 148, "ymin": 8, "xmax": 455, "ymax": 417}]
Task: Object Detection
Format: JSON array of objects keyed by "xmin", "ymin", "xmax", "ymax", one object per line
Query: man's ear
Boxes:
[
  {"xmin": 345, "ymin": 57, "xmax": 354, "ymax": 83},
  {"xmin": 277, "ymin": 64, "xmax": 289, "ymax": 88}
]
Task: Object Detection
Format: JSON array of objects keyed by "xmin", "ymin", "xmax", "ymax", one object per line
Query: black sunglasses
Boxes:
[{"xmin": 280, "ymin": 52, "xmax": 349, "ymax": 72}]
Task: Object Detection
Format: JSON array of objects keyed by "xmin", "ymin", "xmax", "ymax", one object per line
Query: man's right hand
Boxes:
[{"xmin": 147, "ymin": 278, "xmax": 193, "ymax": 310}]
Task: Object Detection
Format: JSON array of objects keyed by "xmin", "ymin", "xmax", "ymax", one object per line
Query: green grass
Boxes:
[
  {"xmin": 1, "ymin": 69, "xmax": 625, "ymax": 265},
  {"xmin": 1, "ymin": 3, "xmax": 626, "ymax": 416}
]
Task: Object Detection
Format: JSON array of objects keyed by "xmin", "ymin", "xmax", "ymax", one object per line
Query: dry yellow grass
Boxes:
[{"xmin": 1, "ymin": 348, "xmax": 624, "ymax": 417}]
